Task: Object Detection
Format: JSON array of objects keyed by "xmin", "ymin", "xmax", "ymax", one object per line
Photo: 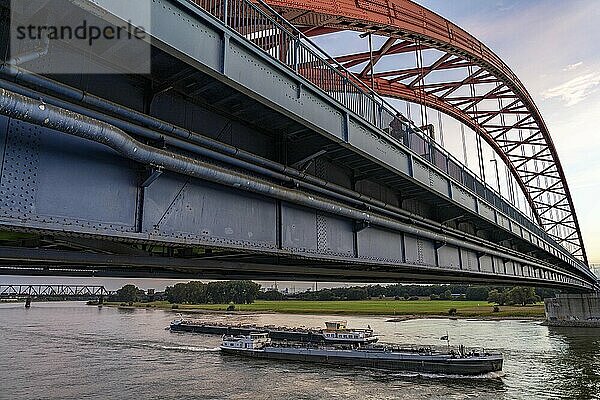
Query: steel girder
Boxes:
[
  {"xmin": 0, "ymin": 284, "xmax": 108, "ymax": 297},
  {"xmin": 261, "ymin": 0, "xmax": 588, "ymax": 264},
  {"xmin": 0, "ymin": 247, "xmax": 593, "ymax": 290}
]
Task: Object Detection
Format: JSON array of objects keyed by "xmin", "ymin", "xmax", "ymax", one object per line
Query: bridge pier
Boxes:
[
  {"xmin": 544, "ymin": 294, "xmax": 600, "ymax": 327},
  {"xmin": 98, "ymin": 295, "xmax": 104, "ymax": 306},
  {"xmin": 24, "ymin": 297, "xmax": 31, "ymax": 308}
]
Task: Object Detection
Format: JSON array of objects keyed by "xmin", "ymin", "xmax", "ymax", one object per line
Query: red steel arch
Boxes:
[{"xmin": 263, "ymin": 0, "xmax": 588, "ymax": 263}]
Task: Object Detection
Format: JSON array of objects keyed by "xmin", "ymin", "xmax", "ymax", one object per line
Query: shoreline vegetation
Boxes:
[{"xmin": 97, "ymin": 299, "xmax": 546, "ymax": 319}]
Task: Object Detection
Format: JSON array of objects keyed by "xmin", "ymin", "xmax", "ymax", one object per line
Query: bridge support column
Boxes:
[
  {"xmin": 544, "ymin": 293, "xmax": 600, "ymax": 327},
  {"xmin": 24, "ymin": 297, "xmax": 31, "ymax": 308},
  {"xmin": 98, "ymin": 295, "xmax": 104, "ymax": 306}
]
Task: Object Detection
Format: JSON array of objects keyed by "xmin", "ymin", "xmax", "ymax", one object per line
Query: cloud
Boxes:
[
  {"xmin": 495, "ymin": 0, "xmax": 516, "ymax": 12},
  {"xmin": 563, "ymin": 61, "xmax": 583, "ymax": 71},
  {"xmin": 542, "ymin": 72, "xmax": 600, "ymax": 106}
]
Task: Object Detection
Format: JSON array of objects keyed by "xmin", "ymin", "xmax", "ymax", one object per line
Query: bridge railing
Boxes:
[{"xmin": 187, "ymin": 0, "xmax": 583, "ymax": 269}]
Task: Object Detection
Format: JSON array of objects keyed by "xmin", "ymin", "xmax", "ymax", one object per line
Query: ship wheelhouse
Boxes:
[
  {"xmin": 221, "ymin": 332, "xmax": 271, "ymax": 350},
  {"xmin": 322, "ymin": 321, "xmax": 378, "ymax": 343}
]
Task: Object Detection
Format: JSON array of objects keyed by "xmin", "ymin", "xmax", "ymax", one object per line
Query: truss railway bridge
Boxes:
[{"xmin": 0, "ymin": 284, "xmax": 109, "ymax": 307}]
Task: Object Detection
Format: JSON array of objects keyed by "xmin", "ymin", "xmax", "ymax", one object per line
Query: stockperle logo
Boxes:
[{"xmin": 10, "ymin": 0, "xmax": 151, "ymax": 74}]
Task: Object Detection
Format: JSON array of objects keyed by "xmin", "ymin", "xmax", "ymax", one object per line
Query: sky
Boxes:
[{"xmin": 1, "ymin": 0, "xmax": 599, "ymax": 291}]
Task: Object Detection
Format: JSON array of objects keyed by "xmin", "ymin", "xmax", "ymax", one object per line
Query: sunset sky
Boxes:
[{"xmin": 2, "ymin": 0, "xmax": 598, "ymax": 290}]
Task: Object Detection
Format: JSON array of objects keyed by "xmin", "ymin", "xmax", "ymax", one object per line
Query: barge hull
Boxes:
[
  {"xmin": 171, "ymin": 324, "xmax": 314, "ymax": 341},
  {"xmin": 171, "ymin": 323, "xmax": 376, "ymax": 344},
  {"xmin": 220, "ymin": 348, "xmax": 502, "ymax": 375}
]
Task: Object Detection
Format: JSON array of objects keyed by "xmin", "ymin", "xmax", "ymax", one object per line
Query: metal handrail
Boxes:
[
  {"xmin": 252, "ymin": 0, "xmax": 388, "ymax": 111},
  {"xmin": 186, "ymin": 0, "xmax": 582, "ymax": 266}
]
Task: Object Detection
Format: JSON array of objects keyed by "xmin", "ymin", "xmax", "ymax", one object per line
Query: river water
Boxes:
[{"xmin": 0, "ymin": 302, "xmax": 598, "ymax": 400}]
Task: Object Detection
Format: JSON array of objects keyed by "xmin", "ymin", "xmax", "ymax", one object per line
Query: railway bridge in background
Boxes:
[
  {"xmin": 0, "ymin": 285, "xmax": 109, "ymax": 299},
  {"xmin": 0, "ymin": 284, "xmax": 109, "ymax": 307},
  {"xmin": 0, "ymin": 0, "xmax": 597, "ymax": 291}
]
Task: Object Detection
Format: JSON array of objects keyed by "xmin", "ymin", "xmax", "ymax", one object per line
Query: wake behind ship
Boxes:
[{"xmin": 220, "ymin": 333, "xmax": 503, "ymax": 376}]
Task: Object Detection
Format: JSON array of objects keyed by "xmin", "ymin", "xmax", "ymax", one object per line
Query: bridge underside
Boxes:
[
  {"xmin": 0, "ymin": 0, "xmax": 596, "ymax": 291},
  {"xmin": 0, "ymin": 246, "xmax": 586, "ymax": 289}
]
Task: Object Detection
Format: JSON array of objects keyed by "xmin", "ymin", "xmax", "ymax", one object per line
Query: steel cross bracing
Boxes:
[
  {"xmin": 183, "ymin": 0, "xmax": 586, "ymax": 270},
  {"xmin": 0, "ymin": 285, "xmax": 108, "ymax": 297},
  {"xmin": 256, "ymin": 0, "xmax": 587, "ymax": 264}
]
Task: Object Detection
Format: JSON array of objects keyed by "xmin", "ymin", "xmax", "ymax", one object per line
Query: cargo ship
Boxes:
[
  {"xmin": 220, "ymin": 333, "xmax": 503, "ymax": 375},
  {"xmin": 170, "ymin": 317, "xmax": 378, "ymax": 344}
]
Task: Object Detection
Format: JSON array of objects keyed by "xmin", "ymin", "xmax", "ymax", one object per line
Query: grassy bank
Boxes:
[{"xmin": 102, "ymin": 299, "xmax": 545, "ymax": 318}]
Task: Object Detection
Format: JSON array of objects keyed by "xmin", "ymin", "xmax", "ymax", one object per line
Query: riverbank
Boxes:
[{"xmin": 99, "ymin": 299, "xmax": 545, "ymax": 319}]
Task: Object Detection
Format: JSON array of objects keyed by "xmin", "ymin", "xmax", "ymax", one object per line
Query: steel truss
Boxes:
[
  {"xmin": 260, "ymin": 0, "xmax": 587, "ymax": 263},
  {"xmin": 0, "ymin": 284, "xmax": 108, "ymax": 297}
]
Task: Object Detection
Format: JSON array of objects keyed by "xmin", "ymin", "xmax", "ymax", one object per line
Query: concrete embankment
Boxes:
[{"xmin": 544, "ymin": 293, "xmax": 600, "ymax": 327}]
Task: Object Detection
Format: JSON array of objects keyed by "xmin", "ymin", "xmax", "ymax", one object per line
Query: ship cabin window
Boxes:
[{"xmin": 325, "ymin": 321, "xmax": 347, "ymax": 331}]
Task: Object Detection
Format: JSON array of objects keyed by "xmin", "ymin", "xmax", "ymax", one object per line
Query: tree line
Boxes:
[
  {"xmin": 487, "ymin": 287, "xmax": 541, "ymax": 306},
  {"xmin": 111, "ymin": 281, "xmax": 556, "ymax": 306},
  {"xmin": 165, "ymin": 280, "xmax": 261, "ymax": 304},
  {"xmin": 111, "ymin": 281, "xmax": 261, "ymax": 304},
  {"xmin": 282, "ymin": 284, "xmax": 555, "ymax": 305}
]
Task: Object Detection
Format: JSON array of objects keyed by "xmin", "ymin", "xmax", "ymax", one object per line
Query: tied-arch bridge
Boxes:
[{"xmin": 0, "ymin": 0, "xmax": 597, "ymax": 291}]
